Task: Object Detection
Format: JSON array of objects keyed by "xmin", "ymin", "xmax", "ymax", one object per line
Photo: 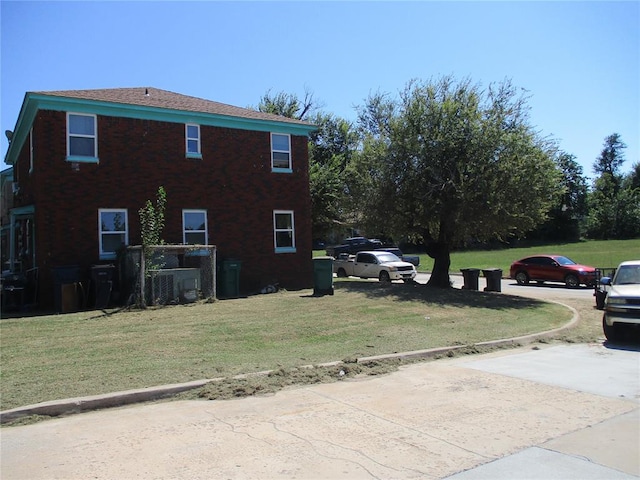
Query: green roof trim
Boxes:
[{"xmin": 10, "ymin": 204, "xmax": 35, "ymax": 216}]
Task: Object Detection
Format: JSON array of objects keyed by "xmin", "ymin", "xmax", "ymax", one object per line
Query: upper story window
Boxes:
[
  {"xmin": 67, "ymin": 113, "xmax": 98, "ymax": 162},
  {"xmin": 183, "ymin": 209, "xmax": 208, "ymax": 244},
  {"xmin": 273, "ymin": 210, "xmax": 296, "ymax": 253},
  {"xmin": 99, "ymin": 209, "xmax": 128, "ymax": 259},
  {"xmin": 271, "ymin": 133, "xmax": 291, "ymax": 172},
  {"xmin": 186, "ymin": 124, "xmax": 201, "ymax": 158}
]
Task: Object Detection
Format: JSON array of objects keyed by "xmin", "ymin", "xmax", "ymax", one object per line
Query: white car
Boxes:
[{"xmin": 601, "ymin": 260, "xmax": 640, "ymax": 342}]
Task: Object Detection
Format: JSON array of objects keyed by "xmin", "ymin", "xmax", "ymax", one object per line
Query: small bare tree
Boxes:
[{"xmin": 139, "ymin": 186, "xmax": 166, "ymax": 274}]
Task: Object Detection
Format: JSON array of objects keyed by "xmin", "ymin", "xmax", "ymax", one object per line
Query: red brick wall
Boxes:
[{"xmin": 13, "ymin": 110, "xmax": 313, "ymax": 308}]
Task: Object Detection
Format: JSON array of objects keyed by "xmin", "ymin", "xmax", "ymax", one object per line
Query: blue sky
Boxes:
[{"xmin": 1, "ymin": 1, "xmax": 638, "ymax": 179}]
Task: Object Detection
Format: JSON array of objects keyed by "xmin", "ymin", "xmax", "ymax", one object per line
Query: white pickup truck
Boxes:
[
  {"xmin": 600, "ymin": 260, "xmax": 640, "ymax": 342},
  {"xmin": 333, "ymin": 251, "xmax": 417, "ymax": 283}
]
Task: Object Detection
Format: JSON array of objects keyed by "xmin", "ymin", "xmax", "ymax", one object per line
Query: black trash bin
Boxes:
[
  {"xmin": 52, "ymin": 265, "xmax": 83, "ymax": 313},
  {"xmin": 595, "ymin": 289, "xmax": 607, "ymax": 310},
  {"xmin": 313, "ymin": 257, "xmax": 334, "ymax": 296},
  {"xmin": 460, "ymin": 268, "xmax": 480, "ymax": 291},
  {"xmin": 482, "ymin": 268, "xmax": 503, "ymax": 292},
  {"xmin": 91, "ymin": 264, "xmax": 115, "ymax": 309}
]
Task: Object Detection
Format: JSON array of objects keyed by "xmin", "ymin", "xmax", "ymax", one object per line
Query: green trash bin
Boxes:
[
  {"xmin": 313, "ymin": 256, "xmax": 334, "ymax": 296},
  {"xmin": 220, "ymin": 259, "xmax": 241, "ymax": 298}
]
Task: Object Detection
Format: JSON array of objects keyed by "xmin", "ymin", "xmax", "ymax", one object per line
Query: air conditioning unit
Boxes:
[
  {"xmin": 150, "ymin": 268, "xmax": 201, "ymax": 305},
  {"xmin": 150, "ymin": 271, "xmax": 175, "ymax": 305}
]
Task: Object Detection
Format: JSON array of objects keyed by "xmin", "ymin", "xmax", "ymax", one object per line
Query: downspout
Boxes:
[{"xmin": 9, "ymin": 212, "xmax": 15, "ymax": 271}]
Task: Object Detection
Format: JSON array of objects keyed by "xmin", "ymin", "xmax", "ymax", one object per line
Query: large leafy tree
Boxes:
[
  {"xmin": 586, "ymin": 135, "xmax": 640, "ymax": 239},
  {"xmin": 593, "ymin": 133, "xmax": 626, "ymax": 178},
  {"xmin": 308, "ymin": 113, "xmax": 358, "ymax": 239},
  {"xmin": 531, "ymin": 152, "xmax": 588, "ymax": 241},
  {"xmin": 256, "ymin": 89, "xmax": 317, "ymax": 120},
  {"xmin": 629, "ymin": 162, "xmax": 640, "ymax": 190},
  {"xmin": 352, "ymin": 76, "xmax": 561, "ymax": 287}
]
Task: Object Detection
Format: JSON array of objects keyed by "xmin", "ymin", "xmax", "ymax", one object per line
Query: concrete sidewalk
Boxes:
[
  {"xmin": 445, "ymin": 343, "xmax": 639, "ymax": 479},
  {"xmin": 2, "ymin": 343, "xmax": 638, "ymax": 479}
]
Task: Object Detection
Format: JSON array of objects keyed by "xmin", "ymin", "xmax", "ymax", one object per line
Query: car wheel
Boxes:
[
  {"xmin": 379, "ymin": 271, "xmax": 391, "ymax": 283},
  {"xmin": 565, "ymin": 274, "xmax": 579, "ymax": 288},
  {"xmin": 515, "ymin": 271, "xmax": 529, "ymax": 285},
  {"xmin": 337, "ymin": 268, "xmax": 347, "ymax": 278},
  {"xmin": 603, "ymin": 316, "xmax": 622, "ymax": 343}
]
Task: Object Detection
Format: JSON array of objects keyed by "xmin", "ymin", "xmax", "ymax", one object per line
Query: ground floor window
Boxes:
[
  {"xmin": 99, "ymin": 209, "xmax": 128, "ymax": 259},
  {"xmin": 274, "ymin": 210, "xmax": 296, "ymax": 253},
  {"xmin": 183, "ymin": 209, "xmax": 208, "ymax": 244}
]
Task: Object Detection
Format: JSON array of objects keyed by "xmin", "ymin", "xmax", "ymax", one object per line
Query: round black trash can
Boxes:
[
  {"xmin": 595, "ymin": 289, "xmax": 607, "ymax": 310},
  {"xmin": 482, "ymin": 269, "xmax": 503, "ymax": 292},
  {"xmin": 460, "ymin": 268, "xmax": 480, "ymax": 291},
  {"xmin": 91, "ymin": 264, "xmax": 115, "ymax": 309}
]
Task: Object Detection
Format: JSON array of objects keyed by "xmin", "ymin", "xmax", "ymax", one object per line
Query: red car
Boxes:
[{"xmin": 510, "ymin": 255, "xmax": 597, "ymax": 288}]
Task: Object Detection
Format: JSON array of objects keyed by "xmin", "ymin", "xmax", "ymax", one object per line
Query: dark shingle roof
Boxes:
[{"xmin": 33, "ymin": 87, "xmax": 312, "ymax": 126}]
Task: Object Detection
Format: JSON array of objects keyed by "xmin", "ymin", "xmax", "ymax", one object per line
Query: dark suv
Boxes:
[
  {"xmin": 510, "ymin": 255, "xmax": 596, "ymax": 288},
  {"xmin": 326, "ymin": 237, "xmax": 382, "ymax": 257}
]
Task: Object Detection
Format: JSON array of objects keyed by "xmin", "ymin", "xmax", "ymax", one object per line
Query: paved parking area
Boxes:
[{"xmin": 446, "ymin": 343, "xmax": 640, "ymax": 479}]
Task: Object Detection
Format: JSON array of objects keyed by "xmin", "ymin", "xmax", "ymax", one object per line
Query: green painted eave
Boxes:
[
  {"xmin": 4, "ymin": 92, "xmax": 317, "ymax": 165},
  {"xmin": 10, "ymin": 204, "xmax": 35, "ymax": 216}
]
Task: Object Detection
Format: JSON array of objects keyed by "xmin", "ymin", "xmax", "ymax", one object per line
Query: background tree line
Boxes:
[{"xmin": 255, "ymin": 78, "xmax": 639, "ymax": 286}]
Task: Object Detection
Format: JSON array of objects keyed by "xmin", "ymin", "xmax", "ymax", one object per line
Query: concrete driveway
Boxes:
[{"xmin": 1, "ymin": 277, "xmax": 639, "ymax": 480}]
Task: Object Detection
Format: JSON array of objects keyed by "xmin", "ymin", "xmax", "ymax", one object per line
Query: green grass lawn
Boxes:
[
  {"xmin": 3, "ymin": 239, "xmax": 635, "ymax": 415},
  {"xmin": 0, "ymin": 281, "xmax": 569, "ymax": 411}
]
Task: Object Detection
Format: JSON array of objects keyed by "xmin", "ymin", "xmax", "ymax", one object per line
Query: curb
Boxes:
[{"xmin": 0, "ymin": 301, "xmax": 579, "ymax": 425}]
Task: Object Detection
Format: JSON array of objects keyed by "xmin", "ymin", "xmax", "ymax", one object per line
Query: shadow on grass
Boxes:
[{"xmin": 322, "ymin": 279, "xmax": 548, "ymax": 310}]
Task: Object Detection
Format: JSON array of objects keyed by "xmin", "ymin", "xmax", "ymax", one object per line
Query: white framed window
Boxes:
[
  {"xmin": 67, "ymin": 113, "xmax": 98, "ymax": 162},
  {"xmin": 183, "ymin": 209, "xmax": 208, "ymax": 244},
  {"xmin": 273, "ymin": 210, "xmax": 296, "ymax": 253},
  {"xmin": 271, "ymin": 133, "xmax": 291, "ymax": 171},
  {"xmin": 186, "ymin": 124, "xmax": 201, "ymax": 158},
  {"xmin": 99, "ymin": 209, "xmax": 128, "ymax": 259}
]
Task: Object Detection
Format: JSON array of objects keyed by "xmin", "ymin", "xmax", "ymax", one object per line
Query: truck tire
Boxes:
[
  {"xmin": 603, "ymin": 316, "xmax": 622, "ymax": 343},
  {"xmin": 337, "ymin": 268, "xmax": 347, "ymax": 278},
  {"xmin": 379, "ymin": 271, "xmax": 391, "ymax": 283}
]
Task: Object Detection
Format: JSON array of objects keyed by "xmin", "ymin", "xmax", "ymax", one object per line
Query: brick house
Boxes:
[{"xmin": 3, "ymin": 87, "xmax": 317, "ymax": 310}]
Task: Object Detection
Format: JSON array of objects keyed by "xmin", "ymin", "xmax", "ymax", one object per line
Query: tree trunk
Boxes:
[{"xmin": 425, "ymin": 242, "xmax": 451, "ymax": 288}]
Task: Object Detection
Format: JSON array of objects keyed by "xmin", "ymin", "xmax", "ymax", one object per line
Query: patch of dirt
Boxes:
[
  {"xmin": 187, "ymin": 359, "xmax": 403, "ymax": 401},
  {"xmin": 179, "ymin": 343, "xmax": 519, "ymax": 402}
]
